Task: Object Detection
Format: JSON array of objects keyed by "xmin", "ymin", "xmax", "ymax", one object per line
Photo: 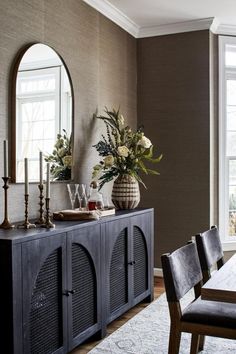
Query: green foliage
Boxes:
[
  {"xmin": 45, "ymin": 129, "xmax": 72, "ymax": 180},
  {"xmin": 92, "ymin": 108, "xmax": 162, "ymax": 189}
]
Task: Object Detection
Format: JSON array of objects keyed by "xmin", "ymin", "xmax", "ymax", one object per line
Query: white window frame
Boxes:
[
  {"xmin": 16, "ymin": 67, "xmax": 60, "ymax": 182},
  {"xmin": 219, "ymin": 35, "xmax": 236, "ymax": 251}
]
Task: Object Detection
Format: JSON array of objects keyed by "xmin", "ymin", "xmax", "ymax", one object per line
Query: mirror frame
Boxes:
[{"xmin": 10, "ymin": 42, "xmax": 74, "ymax": 183}]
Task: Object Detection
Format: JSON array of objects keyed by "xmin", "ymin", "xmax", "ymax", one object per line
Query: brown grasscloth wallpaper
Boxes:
[
  {"xmin": 137, "ymin": 30, "xmax": 213, "ymax": 267},
  {"xmin": 0, "ymin": 0, "xmax": 137, "ymax": 221},
  {"xmin": 0, "ymin": 1, "xmax": 222, "ymax": 267}
]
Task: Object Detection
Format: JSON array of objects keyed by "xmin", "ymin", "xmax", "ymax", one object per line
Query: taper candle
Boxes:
[
  {"xmin": 24, "ymin": 158, "xmax": 29, "ymax": 195},
  {"xmin": 3, "ymin": 140, "xmax": 8, "ymax": 177},
  {"xmin": 46, "ymin": 163, "xmax": 50, "ymax": 198},
  {"xmin": 39, "ymin": 151, "xmax": 43, "ymax": 186}
]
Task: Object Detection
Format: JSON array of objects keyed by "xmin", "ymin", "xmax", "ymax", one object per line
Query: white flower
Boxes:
[
  {"xmin": 58, "ymin": 147, "xmax": 66, "ymax": 157},
  {"xmin": 138, "ymin": 136, "xmax": 152, "ymax": 149},
  {"xmin": 62, "ymin": 155, "xmax": 72, "ymax": 168},
  {"xmin": 117, "ymin": 146, "xmax": 129, "ymax": 157},
  {"xmin": 104, "ymin": 155, "xmax": 114, "ymax": 167}
]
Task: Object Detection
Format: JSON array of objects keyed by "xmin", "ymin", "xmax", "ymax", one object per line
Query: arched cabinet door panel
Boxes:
[
  {"xmin": 22, "ymin": 233, "xmax": 67, "ymax": 354},
  {"xmin": 104, "ymin": 218, "xmax": 131, "ymax": 324},
  {"xmin": 67, "ymin": 224, "xmax": 102, "ymax": 351},
  {"xmin": 133, "ymin": 225, "xmax": 148, "ymax": 298},
  {"xmin": 130, "ymin": 212, "xmax": 153, "ymax": 305},
  {"xmin": 109, "ymin": 228, "xmax": 128, "ymax": 313},
  {"xmin": 71, "ymin": 244, "xmax": 97, "ymax": 336}
]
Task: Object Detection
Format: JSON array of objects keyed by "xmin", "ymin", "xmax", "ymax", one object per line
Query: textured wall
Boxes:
[
  {"xmin": 137, "ymin": 30, "xmax": 211, "ymax": 267},
  {"xmin": 0, "ymin": 0, "xmax": 137, "ymax": 221}
]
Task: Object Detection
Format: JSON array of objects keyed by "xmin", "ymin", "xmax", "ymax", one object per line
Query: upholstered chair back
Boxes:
[
  {"xmin": 195, "ymin": 226, "xmax": 224, "ymax": 277},
  {"xmin": 161, "ymin": 242, "xmax": 202, "ymax": 302}
]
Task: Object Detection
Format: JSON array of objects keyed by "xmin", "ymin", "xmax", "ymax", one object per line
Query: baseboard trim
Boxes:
[{"xmin": 154, "ymin": 268, "xmax": 163, "ymax": 277}]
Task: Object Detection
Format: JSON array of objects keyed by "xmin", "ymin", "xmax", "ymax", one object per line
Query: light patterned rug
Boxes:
[{"xmin": 89, "ymin": 292, "xmax": 236, "ymax": 353}]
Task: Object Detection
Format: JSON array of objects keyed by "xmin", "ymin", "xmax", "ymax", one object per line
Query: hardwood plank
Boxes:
[{"xmin": 70, "ymin": 277, "xmax": 165, "ymax": 353}]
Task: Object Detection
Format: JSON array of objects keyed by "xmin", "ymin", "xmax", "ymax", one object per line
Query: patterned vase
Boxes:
[{"xmin": 111, "ymin": 174, "xmax": 140, "ymax": 209}]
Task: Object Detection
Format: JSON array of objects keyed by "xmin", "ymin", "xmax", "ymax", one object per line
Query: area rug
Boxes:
[{"xmin": 89, "ymin": 292, "xmax": 236, "ymax": 353}]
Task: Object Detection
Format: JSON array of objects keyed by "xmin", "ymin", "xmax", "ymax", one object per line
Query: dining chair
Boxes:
[
  {"xmin": 161, "ymin": 242, "xmax": 236, "ymax": 354},
  {"xmin": 195, "ymin": 226, "xmax": 224, "ymax": 283}
]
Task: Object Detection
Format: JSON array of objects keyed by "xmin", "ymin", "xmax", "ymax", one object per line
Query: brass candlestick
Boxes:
[
  {"xmin": 41, "ymin": 198, "xmax": 55, "ymax": 228},
  {"xmin": 18, "ymin": 194, "xmax": 36, "ymax": 229},
  {"xmin": 35, "ymin": 184, "xmax": 45, "ymax": 225},
  {"xmin": 0, "ymin": 177, "xmax": 15, "ymax": 229}
]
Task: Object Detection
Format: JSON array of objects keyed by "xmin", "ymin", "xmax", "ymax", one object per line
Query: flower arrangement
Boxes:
[
  {"xmin": 45, "ymin": 129, "xmax": 72, "ymax": 180},
  {"xmin": 92, "ymin": 108, "xmax": 162, "ymax": 189}
]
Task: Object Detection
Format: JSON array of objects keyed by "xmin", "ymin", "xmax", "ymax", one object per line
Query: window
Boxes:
[
  {"xmin": 17, "ymin": 67, "xmax": 59, "ymax": 182},
  {"xmin": 219, "ymin": 36, "xmax": 236, "ymax": 250}
]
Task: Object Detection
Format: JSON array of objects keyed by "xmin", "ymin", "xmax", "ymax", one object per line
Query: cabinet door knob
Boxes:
[
  {"xmin": 128, "ymin": 261, "xmax": 136, "ymax": 265},
  {"xmin": 63, "ymin": 289, "xmax": 76, "ymax": 296}
]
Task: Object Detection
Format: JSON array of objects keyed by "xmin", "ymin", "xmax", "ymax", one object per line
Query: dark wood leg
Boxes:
[
  {"xmin": 168, "ymin": 325, "xmax": 181, "ymax": 354},
  {"xmin": 190, "ymin": 334, "xmax": 200, "ymax": 354},
  {"xmin": 199, "ymin": 335, "xmax": 205, "ymax": 351}
]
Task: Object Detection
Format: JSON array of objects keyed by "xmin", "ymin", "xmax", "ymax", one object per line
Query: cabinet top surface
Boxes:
[{"xmin": 0, "ymin": 208, "xmax": 153, "ymax": 243}]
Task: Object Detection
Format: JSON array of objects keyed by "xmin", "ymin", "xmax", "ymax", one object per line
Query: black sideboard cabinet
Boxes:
[{"xmin": 0, "ymin": 208, "xmax": 154, "ymax": 354}]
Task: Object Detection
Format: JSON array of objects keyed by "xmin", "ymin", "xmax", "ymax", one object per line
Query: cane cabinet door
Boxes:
[
  {"xmin": 22, "ymin": 233, "xmax": 67, "ymax": 354},
  {"xmin": 104, "ymin": 218, "xmax": 131, "ymax": 324},
  {"xmin": 67, "ymin": 224, "xmax": 101, "ymax": 351},
  {"xmin": 130, "ymin": 213, "xmax": 153, "ymax": 306}
]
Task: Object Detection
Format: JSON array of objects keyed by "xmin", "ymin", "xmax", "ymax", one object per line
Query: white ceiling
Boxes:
[
  {"xmin": 106, "ymin": 0, "xmax": 236, "ymax": 28},
  {"xmin": 83, "ymin": 0, "xmax": 236, "ymax": 37}
]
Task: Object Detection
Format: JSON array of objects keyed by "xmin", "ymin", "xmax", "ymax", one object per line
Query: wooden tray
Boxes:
[{"xmin": 53, "ymin": 207, "xmax": 115, "ymax": 221}]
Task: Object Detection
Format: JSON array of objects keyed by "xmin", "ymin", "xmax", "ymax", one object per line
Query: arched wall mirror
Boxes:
[{"xmin": 11, "ymin": 43, "xmax": 74, "ymax": 182}]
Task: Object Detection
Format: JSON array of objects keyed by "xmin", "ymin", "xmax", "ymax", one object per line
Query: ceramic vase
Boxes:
[{"xmin": 111, "ymin": 174, "xmax": 140, "ymax": 209}]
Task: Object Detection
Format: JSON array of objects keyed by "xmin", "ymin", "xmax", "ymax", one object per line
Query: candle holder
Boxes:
[
  {"xmin": 18, "ymin": 194, "xmax": 36, "ymax": 229},
  {"xmin": 35, "ymin": 184, "xmax": 45, "ymax": 225},
  {"xmin": 0, "ymin": 177, "xmax": 15, "ymax": 229},
  {"xmin": 41, "ymin": 198, "xmax": 55, "ymax": 228}
]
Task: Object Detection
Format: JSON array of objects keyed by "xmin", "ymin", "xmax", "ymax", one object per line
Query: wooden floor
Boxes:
[{"xmin": 71, "ymin": 277, "xmax": 165, "ymax": 354}]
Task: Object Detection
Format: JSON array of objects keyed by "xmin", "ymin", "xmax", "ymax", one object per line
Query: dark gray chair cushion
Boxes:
[{"xmin": 182, "ymin": 297, "xmax": 236, "ymax": 329}]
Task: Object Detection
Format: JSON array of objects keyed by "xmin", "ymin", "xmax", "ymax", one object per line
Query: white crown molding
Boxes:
[
  {"xmin": 83, "ymin": 0, "xmax": 139, "ymax": 37},
  {"xmin": 139, "ymin": 17, "xmax": 214, "ymax": 38},
  {"xmin": 215, "ymin": 23, "xmax": 236, "ymax": 36},
  {"xmin": 83, "ymin": 1, "xmax": 215, "ymax": 38},
  {"xmin": 210, "ymin": 17, "xmax": 220, "ymax": 34}
]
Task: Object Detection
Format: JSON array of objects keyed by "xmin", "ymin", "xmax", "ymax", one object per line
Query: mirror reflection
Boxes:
[{"xmin": 15, "ymin": 43, "xmax": 73, "ymax": 182}]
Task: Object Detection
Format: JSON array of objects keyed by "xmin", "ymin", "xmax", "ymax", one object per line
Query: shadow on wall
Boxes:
[
  {"xmin": 75, "ymin": 109, "xmax": 114, "ymax": 202},
  {"xmin": 75, "ymin": 110, "xmax": 99, "ymax": 184}
]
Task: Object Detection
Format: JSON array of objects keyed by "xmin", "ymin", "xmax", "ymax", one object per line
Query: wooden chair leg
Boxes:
[
  {"xmin": 190, "ymin": 334, "xmax": 200, "ymax": 354},
  {"xmin": 168, "ymin": 325, "xmax": 181, "ymax": 354},
  {"xmin": 199, "ymin": 335, "xmax": 205, "ymax": 351}
]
